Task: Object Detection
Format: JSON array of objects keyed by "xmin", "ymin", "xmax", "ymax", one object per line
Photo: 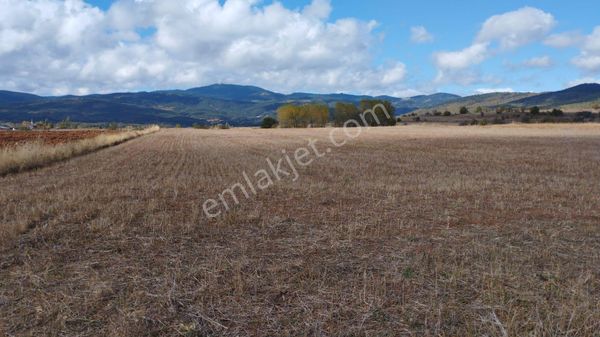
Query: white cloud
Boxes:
[
  {"xmin": 544, "ymin": 31, "xmax": 585, "ymax": 48},
  {"xmin": 433, "ymin": 43, "xmax": 489, "ymax": 83},
  {"xmin": 523, "ymin": 56, "xmax": 553, "ymax": 68},
  {"xmin": 434, "ymin": 43, "xmax": 489, "ymax": 70},
  {"xmin": 572, "ymin": 26, "xmax": 600, "ymax": 73},
  {"xmin": 476, "ymin": 7, "xmax": 555, "ymax": 50},
  {"xmin": 475, "ymin": 88, "xmax": 514, "ymax": 94},
  {"xmin": 410, "ymin": 26, "xmax": 433, "ymax": 44},
  {"xmin": 0, "ymin": 0, "xmax": 408, "ymax": 95},
  {"xmin": 302, "ymin": 0, "xmax": 332, "ymax": 20},
  {"xmin": 432, "ymin": 7, "xmax": 554, "ymax": 86}
]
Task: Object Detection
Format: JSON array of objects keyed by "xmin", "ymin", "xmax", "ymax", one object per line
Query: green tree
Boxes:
[
  {"xmin": 530, "ymin": 106, "xmax": 540, "ymax": 115},
  {"xmin": 459, "ymin": 106, "xmax": 469, "ymax": 115},
  {"xmin": 476, "ymin": 106, "xmax": 484, "ymax": 117},
  {"xmin": 334, "ymin": 102, "xmax": 360, "ymax": 127},
  {"xmin": 443, "ymin": 111, "xmax": 452, "ymax": 116},
  {"xmin": 261, "ymin": 116, "xmax": 278, "ymax": 128},
  {"xmin": 358, "ymin": 100, "xmax": 396, "ymax": 126}
]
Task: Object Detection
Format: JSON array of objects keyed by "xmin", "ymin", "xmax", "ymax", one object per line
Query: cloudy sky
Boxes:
[{"xmin": 0, "ymin": 0, "xmax": 599, "ymax": 97}]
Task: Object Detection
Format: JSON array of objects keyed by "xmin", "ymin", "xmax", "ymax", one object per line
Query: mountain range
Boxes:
[{"xmin": 1, "ymin": 83, "xmax": 599, "ymax": 126}]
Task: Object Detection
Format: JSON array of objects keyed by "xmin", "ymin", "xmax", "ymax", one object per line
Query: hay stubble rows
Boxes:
[{"xmin": 1, "ymin": 125, "xmax": 599, "ymax": 336}]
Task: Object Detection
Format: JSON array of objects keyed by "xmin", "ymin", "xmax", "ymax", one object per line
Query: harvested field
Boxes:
[
  {"xmin": 1, "ymin": 124, "xmax": 599, "ymax": 336},
  {"xmin": 0, "ymin": 130, "xmax": 114, "ymax": 148},
  {"xmin": 0, "ymin": 127, "xmax": 159, "ymax": 176}
]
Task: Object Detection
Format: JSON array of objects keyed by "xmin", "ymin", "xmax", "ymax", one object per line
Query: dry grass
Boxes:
[
  {"xmin": 0, "ymin": 124, "xmax": 599, "ymax": 336},
  {"xmin": 0, "ymin": 126, "xmax": 159, "ymax": 176}
]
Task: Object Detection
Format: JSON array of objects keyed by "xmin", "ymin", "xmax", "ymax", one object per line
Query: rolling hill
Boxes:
[
  {"xmin": 1, "ymin": 83, "xmax": 599, "ymax": 125},
  {"xmin": 0, "ymin": 85, "xmax": 460, "ymax": 126},
  {"xmin": 510, "ymin": 83, "xmax": 600, "ymax": 107},
  {"xmin": 412, "ymin": 92, "xmax": 536, "ymax": 115},
  {"xmin": 413, "ymin": 83, "xmax": 600, "ymax": 115}
]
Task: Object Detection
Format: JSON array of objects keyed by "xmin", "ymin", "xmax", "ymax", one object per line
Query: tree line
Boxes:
[{"xmin": 273, "ymin": 100, "xmax": 396, "ymax": 128}]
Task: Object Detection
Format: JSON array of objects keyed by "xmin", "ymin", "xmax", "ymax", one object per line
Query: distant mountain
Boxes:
[
  {"xmin": 511, "ymin": 83, "xmax": 600, "ymax": 107},
  {"xmin": 1, "ymin": 83, "xmax": 597, "ymax": 125},
  {"xmin": 0, "ymin": 90, "xmax": 42, "ymax": 104},
  {"xmin": 179, "ymin": 84, "xmax": 285, "ymax": 102},
  {"xmin": 414, "ymin": 83, "xmax": 600, "ymax": 115},
  {"xmin": 0, "ymin": 84, "xmax": 460, "ymax": 125},
  {"xmin": 412, "ymin": 92, "xmax": 535, "ymax": 115}
]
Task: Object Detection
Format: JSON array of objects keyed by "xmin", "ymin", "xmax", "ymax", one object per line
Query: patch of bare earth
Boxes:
[
  {"xmin": 1, "ymin": 125, "xmax": 599, "ymax": 336},
  {"xmin": 0, "ymin": 130, "xmax": 116, "ymax": 148}
]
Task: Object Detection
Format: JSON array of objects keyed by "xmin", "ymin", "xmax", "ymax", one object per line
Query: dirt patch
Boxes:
[{"xmin": 0, "ymin": 130, "xmax": 116, "ymax": 148}]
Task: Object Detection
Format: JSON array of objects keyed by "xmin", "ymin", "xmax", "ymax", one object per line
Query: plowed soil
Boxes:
[{"xmin": 0, "ymin": 130, "xmax": 112, "ymax": 148}]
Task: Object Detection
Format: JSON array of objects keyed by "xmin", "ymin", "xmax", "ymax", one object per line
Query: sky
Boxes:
[{"xmin": 0, "ymin": 0, "xmax": 599, "ymax": 97}]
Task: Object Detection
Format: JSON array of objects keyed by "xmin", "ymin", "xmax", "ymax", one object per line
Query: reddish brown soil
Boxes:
[{"xmin": 0, "ymin": 130, "xmax": 113, "ymax": 148}]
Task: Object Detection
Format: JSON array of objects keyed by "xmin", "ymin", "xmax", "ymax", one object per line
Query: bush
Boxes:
[
  {"xmin": 459, "ymin": 107, "xmax": 469, "ymax": 114},
  {"xmin": 192, "ymin": 123, "xmax": 209, "ymax": 129},
  {"xmin": 520, "ymin": 115, "xmax": 531, "ymax": 123},
  {"xmin": 433, "ymin": 111, "xmax": 442, "ymax": 116},
  {"xmin": 479, "ymin": 119, "xmax": 489, "ymax": 126},
  {"xmin": 470, "ymin": 119, "xmax": 479, "ymax": 125},
  {"xmin": 260, "ymin": 116, "xmax": 278, "ymax": 129},
  {"xmin": 575, "ymin": 111, "xmax": 593, "ymax": 119},
  {"xmin": 58, "ymin": 117, "xmax": 73, "ymax": 129},
  {"xmin": 443, "ymin": 111, "xmax": 452, "ymax": 116},
  {"xmin": 550, "ymin": 109, "xmax": 564, "ymax": 117},
  {"xmin": 491, "ymin": 117, "xmax": 505, "ymax": 125},
  {"xmin": 530, "ymin": 106, "xmax": 540, "ymax": 115},
  {"xmin": 458, "ymin": 121, "xmax": 469, "ymax": 126},
  {"xmin": 541, "ymin": 117, "xmax": 555, "ymax": 123}
]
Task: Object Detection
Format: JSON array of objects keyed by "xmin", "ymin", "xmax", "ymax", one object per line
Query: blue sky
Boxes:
[{"xmin": 1, "ymin": 0, "xmax": 599, "ymax": 96}]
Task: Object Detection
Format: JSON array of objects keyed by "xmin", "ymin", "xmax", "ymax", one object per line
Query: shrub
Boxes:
[
  {"xmin": 58, "ymin": 117, "xmax": 74, "ymax": 129},
  {"xmin": 470, "ymin": 119, "xmax": 479, "ymax": 125},
  {"xmin": 260, "ymin": 116, "xmax": 278, "ymax": 129},
  {"xmin": 192, "ymin": 123, "xmax": 209, "ymax": 129},
  {"xmin": 458, "ymin": 121, "xmax": 469, "ymax": 126},
  {"xmin": 530, "ymin": 106, "xmax": 540, "ymax": 115},
  {"xmin": 476, "ymin": 106, "xmax": 484, "ymax": 117},
  {"xmin": 575, "ymin": 111, "xmax": 593, "ymax": 119},
  {"xmin": 479, "ymin": 119, "xmax": 489, "ymax": 126},
  {"xmin": 550, "ymin": 109, "xmax": 564, "ymax": 117},
  {"xmin": 541, "ymin": 117, "xmax": 555, "ymax": 123},
  {"xmin": 443, "ymin": 111, "xmax": 452, "ymax": 116},
  {"xmin": 459, "ymin": 107, "xmax": 469, "ymax": 114},
  {"xmin": 491, "ymin": 117, "xmax": 504, "ymax": 125},
  {"xmin": 433, "ymin": 111, "xmax": 442, "ymax": 116},
  {"xmin": 520, "ymin": 115, "xmax": 531, "ymax": 123}
]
